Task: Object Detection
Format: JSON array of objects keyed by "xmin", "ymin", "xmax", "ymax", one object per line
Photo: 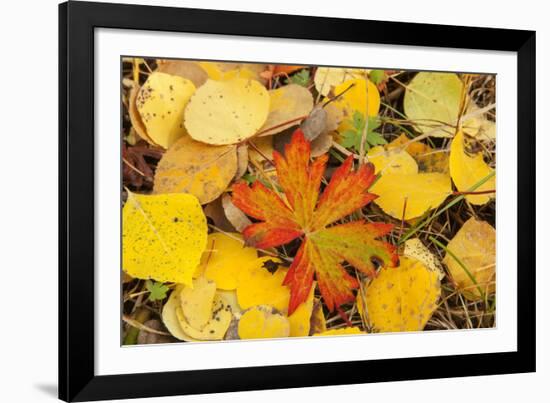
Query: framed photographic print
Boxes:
[{"xmin": 59, "ymin": 1, "xmax": 536, "ymax": 401}]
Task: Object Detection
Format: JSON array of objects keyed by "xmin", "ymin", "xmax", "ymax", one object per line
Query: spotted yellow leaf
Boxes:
[
  {"xmin": 360, "ymin": 256, "xmax": 441, "ymax": 332},
  {"xmin": 404, "ymin": 238, "xmax": 444, "ymax": 279},
  {"xmin": 176, "ymin": 294, "xmax": 233, "ymax": 340},
  {"xmin": 136, "ymin": 72, "xmax": 196, "ymax": 148},
  {"xmin": 122, "ymin": 192, "xmax": 207, "ymax": 285},
  {"xmin": 184, "ymin": 78, "xmax": 270, "ymax": 145},
  {"xmin": 162, "ymin": 284, "xmax": 238, "ymax": 342},
  {"xmin": 443, "ymin": 217, "xmax": 495, "ymax": 300},
  {"xmin": 153, "ymin": 135, "xmax": 238, "ymax": 204},
  {"xmin": 449, "ymin": 131, "xmax": 495, "ymax": 205},
  {"xmin": 371, "ymin": 173, "xmax": 451, "ymax": 220}
]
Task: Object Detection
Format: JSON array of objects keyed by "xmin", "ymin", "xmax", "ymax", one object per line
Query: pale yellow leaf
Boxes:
[
  {"xmin": 258, "ymin": 84, "xmax": 314, "ymax": 136},
  {"xmin": 314, "ymin": 67, "xmax": 365, "ymax": 97},
  {"xmin": 184, "ymin": 78, "xmax": 270, "ymax": 145},
  {"xmin": 443, "ymin": 217, "xmax": 495, "ymax": 300},
  {"xmin": 403, "ymin": 72, "xmax": 463, "ymax": 137},
  {"xmin": 176, "ymin": 294, "xmax": 233, "ymax": 340},
  {"xmin": 178, "ymin": 276, "xmax": 217, "ymax": 330},
  {"xmin": 162, "ymin": 286, "xmax": 200, "ymax": 342}
]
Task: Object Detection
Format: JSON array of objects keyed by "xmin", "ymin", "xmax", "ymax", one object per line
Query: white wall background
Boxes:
[{"xmin": 0, "ymin": 0, "xmax": 547, "ymax": 402}]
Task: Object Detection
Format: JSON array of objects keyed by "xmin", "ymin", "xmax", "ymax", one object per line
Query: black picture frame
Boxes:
[{"xmin": 59, "ymin": 1, "xmax": 536, "ymax": 401}]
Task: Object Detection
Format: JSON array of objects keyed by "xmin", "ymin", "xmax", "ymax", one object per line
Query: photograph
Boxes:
[{"xmin": 121, "ymin": 58, "xmax": 497, "ymax": 345}]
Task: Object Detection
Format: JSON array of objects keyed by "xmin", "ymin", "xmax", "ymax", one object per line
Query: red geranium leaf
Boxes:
[{"xmin": 232, "ymin": 129, "xmax": 398, "ymax": 314}]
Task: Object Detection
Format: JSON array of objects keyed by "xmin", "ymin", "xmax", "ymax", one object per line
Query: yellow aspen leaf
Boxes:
[
  {"xmin": 258, "ymin": 84, "xmax": 314, "ymax": 137},
  {"xmin": 153, "ymin": 135, "xmax": 238, "ymax": 205},
  {"xmin": 178, "ymin": 276, "xmax": 217, "ymax": 330},
  {"xmin": 122, "ymin": 192, "xmax": 207, "ymax": 286},
  {"xmin": 443, "ymin": 218, "xmax": 495, "ymax": 300},
  {"xmin": 176, "ymin": 294, "xmax": 233, "ymax": 340},
  {"xmin": 184, "ymin": 78, "xmax": 270, "ymax": 145},
  {"xmin": 371, "ymin": 173, "xmax": 451, "ymax": 220},
  {"xmin": 449, "ymin": 131, "xmax": 495, "ymax": 205},
  {"xmin": 313, "ymin": 327, "xmax": 363, "ymax": 336},
  {"xmin": 332, "ymin": 78, "xmax": 380, "ymax": 133},
  {"xmin": 403, "ymin": 72, "xmax": 463, "ymax": 137},
  {"xmin": 462, "ymin": 104, "xmax": 496, "ymax": 140},
  {"xmin": 362, "ymin": 256, "xmax": 441, "ymax": 333},
  {"xmin": 162, "ymin": 286, "xmax": 200, "ymax": 342},
  {"xmin": 136, "ymin": 72, "xmax": 196, "ymax": 148},
  {"xmin": 128, "ymin": 83, "xmax": 157, "ymax": 145},
  {"xmin": 199, "ymin": 62, "xmax": 267, "ymax": 83},
  {"xmin": 217, "ymin": 290, "xmax": 242, "ymax": 316},
  {"xmin": 238, "ymin": 305, "xmax": 290, "ymax": 339},
  {"xmin": 404, "ymin": 238, "xmax": 445, "ymax": 279},
  {"xmin": 195, "ymin": 233, "xmax": 258, "ymax": 290},
  {"xmin": 388, "ymin": 133, "xmax": 449, "ymax": 174},
  {"xmin": 162, "ymin": 285, "xmax": 241, "ymax": 342},
  {"xmin": 156, "ymin": 60, "xmax": 208, "ymax": 88},
  {"xmin": 236, "ymin": 257, "xmax": 315, "ymax": 336},
  {"xmin": 236, "ymin": 257, "xmax": 290, "ymax": 312},
  {"xmin": 367, "ymin": 145, "xmax": 418, "ymax": 175},
  {"xmin": 314, "ymin": 67, "xmax": 365, "ymax": 97}
]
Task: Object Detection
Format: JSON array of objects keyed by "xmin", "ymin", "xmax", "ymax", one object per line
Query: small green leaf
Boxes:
[
  {"xmin": 341, "ymin": 112, "xmax": 384, "ymax": 152},
  {"xmin": 146, "ymin": 280, "xmax": 170, "ymax": 301},
  {"xmin": 369, "ymin": 70, "xmax": 386, "ymax": 85},
  {"xmin": 285, "ymin": 69, "xmax": 310, "ymax": 87},
  {"xmin": 366, "ymin": 131, "xmax": 387, "ymax": 146}
]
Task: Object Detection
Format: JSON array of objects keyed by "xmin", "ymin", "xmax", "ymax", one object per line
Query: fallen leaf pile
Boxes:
[{"xmin": 121, "ymin": 59, "xmax": 497, "ymax": 345}]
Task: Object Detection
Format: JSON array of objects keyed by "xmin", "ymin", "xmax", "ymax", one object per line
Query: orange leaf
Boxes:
[
  {"xmin": 273, "ymin": 65, "xmax": 306, "ymax": 75},
  {"xmin": 232, "ymin": 129, "xmax": 398, "ymax": 314}
]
